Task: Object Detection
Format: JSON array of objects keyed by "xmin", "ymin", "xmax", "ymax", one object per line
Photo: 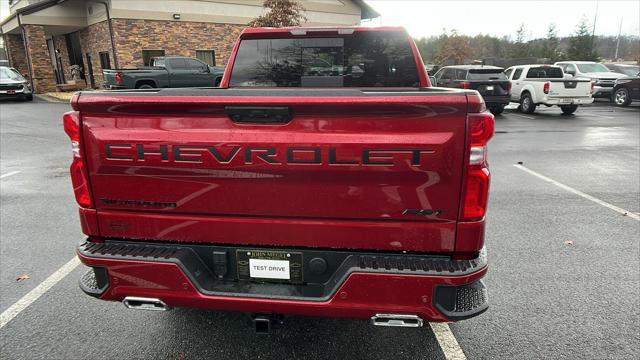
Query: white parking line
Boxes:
[
  {"xmin": 430, "ymin": 322, "xmax": 467, "ymax": 360},
  {"xmin": 0, "ymin": 257, "xmax": 80, "ymax": 329},
  {"xmin": 514, "ymin": 164, "xmax": 640, "ymax": 221},
  {"xmin": 0, "ymin": 171, "xmax": 21, "ymax": 179},
  {"xmin": 581, "ymin": 113, "xmax": 614, "ymax": 119},
  {"xmin": 508, "ymin": 113, "xmax": 535, "ymax": 120}
]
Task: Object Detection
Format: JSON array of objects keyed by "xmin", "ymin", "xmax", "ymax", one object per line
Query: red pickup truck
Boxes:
[{"xmin": 66, "ymin": 26, "xmax": 493, "ymax": 332}]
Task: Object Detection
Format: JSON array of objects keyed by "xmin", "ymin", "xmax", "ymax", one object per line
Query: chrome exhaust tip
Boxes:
[
  {"xmin": 370, "ymin": 314, "xmax": 423, "ymax": 327},
  {"xmin": 122, "ymin": 296, "xmax": 170, "ymax": 311}
]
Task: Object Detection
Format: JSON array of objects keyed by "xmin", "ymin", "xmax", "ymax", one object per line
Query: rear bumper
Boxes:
[
  {"xmin": 481, "ymin": 95, "xmax": 510, "ymax": 106},
  {"xmin": 77, "ymin": 240, "xmax": 489, "ymax": 322},
  {"xmin": 542, "ymin": 96, "xmax": 594, "ymax": 105}
]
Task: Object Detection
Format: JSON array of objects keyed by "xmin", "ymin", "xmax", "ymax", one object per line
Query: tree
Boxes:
[
  {"xmin": 435, "ymin": 30, "xmax": 471, "ymax": 65},
  {"xmin": 248, "ymin": 0, "xmax": 307, "ymax": 27},
  {"xmin": 540, "ymin": 23, "xmax": 561, "ymax": 62},
  {"xmin": 509, "ymin": 24, "xmax": 530, "ymax": 58},
  {"xmin": 567, "ymin": 17, "xmax": 599, "ymax": 61}
]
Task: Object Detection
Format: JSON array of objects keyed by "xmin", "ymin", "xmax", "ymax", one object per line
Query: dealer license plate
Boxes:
[{"xmin": 237, "ymin": 249, "xmax": 303, "ymax": 283}]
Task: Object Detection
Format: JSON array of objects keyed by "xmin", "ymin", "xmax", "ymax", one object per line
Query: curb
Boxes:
[{"xmin": 34, "ymin": 94, "xmax": 69, "ymax": 103}]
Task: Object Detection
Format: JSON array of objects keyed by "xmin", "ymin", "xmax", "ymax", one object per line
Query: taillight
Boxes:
[
  {"xmin": 543, "ymin": 82, "xmax": 550, "ymax": 94},
  {"xmin": 462, "ymin": 94, "xmax": 494, "ymax": 222},
  {"xmin": 505, "ymin": 81, "xmax": 512, "ymax": 91},
  {"xmin": 590, "ymin": 80, "xmax": 595, "ymax": 94},
  {"xmin": 461, "ymin": 81, "xmax": 470, "ymax": 89},
  {"xmin": 63, "ymin": 111, "xmax": 92, "ymax": 208},
  {"xmin": 115, "ymin": 71, "xmax": 123, "ymax": 84}
]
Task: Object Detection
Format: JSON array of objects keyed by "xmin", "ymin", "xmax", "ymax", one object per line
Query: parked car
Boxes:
[
  {"xmin": 603, "ymin": 63, "xmax": 640, "ymax": 77},
  {"xmin": 424, "ymin": 63, "xmax": 439, "ymax": 74},
  {"xmin": 68, "ymin": 26, "xmax": 493, "ymax": 331},
  {"xmin": 504, "ymin": 64, "xmax": 593, "ymax": 114},
  {"xmin": 103, "ymin": 56, "xmax": 224, "ymax": 89},
  {"xmin": 554, "ymin": 61, "xmax": 626, "ymax": 98},
  {"xmin": 0, "ymin": 66, "xmax": 33, "ymax": 101},
  {"xmin": 433, "ymin": 65, "xmax": 510, "ymax": 114},
  {"xmin": 611, "ymin": 75, "xmax": 640, "ymax": 106}
]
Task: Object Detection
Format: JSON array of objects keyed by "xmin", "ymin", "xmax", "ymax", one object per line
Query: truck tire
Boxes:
[
  {"xmin": 520, "ymin": 93, "xmax": 536, "ymax": 114},
  {"xmin": 560, "ymin": 105, "xmax": 578, "ymax": 115},
  {"xmin": 613, "ymin": 88, "xmax": 631, "ymax": 106},
  {"xmin": 489, "ymin": 105, "xmax": 505, "ymax": 115},
  {"xmin": 136, "ymin": 83, "xmax": 156, "ymax": 89}
]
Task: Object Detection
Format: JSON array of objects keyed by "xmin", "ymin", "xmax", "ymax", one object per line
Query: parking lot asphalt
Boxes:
[{"xmin": 1, "ymin": 98, "xmax": 638, "ymax": 359}]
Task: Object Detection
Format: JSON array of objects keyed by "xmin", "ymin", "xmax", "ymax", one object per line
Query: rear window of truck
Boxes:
[
  {"xmin": 466, "ymin": 69, "xmax": 507, "ymax": 80},
  {"xmin": 229, "ymin": 31, "xmax": 420, "ymax": 87},
  {"xmin": 526, "ymin": 67, "xmax": 563, "ymax": 78}
]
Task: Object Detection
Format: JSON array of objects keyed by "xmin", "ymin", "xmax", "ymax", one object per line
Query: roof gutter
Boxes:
[
  {"xmin": 95, "ymin": 1, "xmax": 119, "ymax": 68},
  {"xmin": 16, "ymin": 13, "xmax": 34, "ymax": 91},
  {"xmin": 1, "ymin": 0, "xmax": 66, "ymax": 29}
]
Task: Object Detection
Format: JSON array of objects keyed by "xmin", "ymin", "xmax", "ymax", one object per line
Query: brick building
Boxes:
[{"xmin": 0, "ymin": 0, "xmax": 378, "ymax": 93}]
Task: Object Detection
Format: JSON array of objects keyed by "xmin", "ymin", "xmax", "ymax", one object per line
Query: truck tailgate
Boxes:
[
  {"xmin": 548, "ymin": 79, "xmax": 592, "ymax": 97},
  {"xmin": 77, "ymin": 89, "xmax": 468, "ymax": 252}
]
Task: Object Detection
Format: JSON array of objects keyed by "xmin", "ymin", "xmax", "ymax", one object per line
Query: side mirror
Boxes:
[
  {"xmin": 563, "ymin": 74, "xmax": 573, "ymax": 79},
  {"xmin": 566, "ymin": 71, "xmax": 576, "ymax": 77},
  {"xmin": 429, "ymin": 76, "xmax": 437, "ymax": 86}
]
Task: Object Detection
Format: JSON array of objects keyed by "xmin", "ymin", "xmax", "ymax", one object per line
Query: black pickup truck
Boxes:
[{"xmin": 103, "ymin": 56, "xmax": 224, "ymax": 89}]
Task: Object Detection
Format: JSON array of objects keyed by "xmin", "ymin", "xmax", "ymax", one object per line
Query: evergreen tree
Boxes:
[
  {"xmin": 509, "ymin": 24, "xmax": 530, "ymax": 58},
  {"xmin": 541, "ymin": 23, "xmax": 561, "ymax": 61},
  {"xmin": 567, "ymin": 17, "xmax": 599, "ymax": 61},
  {"xmin": 249, "ymin": 0, "xmax": 307, "ymax": 27}
]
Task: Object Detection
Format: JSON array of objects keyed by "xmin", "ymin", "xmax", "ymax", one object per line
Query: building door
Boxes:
[
  {"xmin": 65, "ymin": 32, "xmax": 84, "ymax": 80},
  {"xmin": 85, "ymin": 53, "xmax": 95, "ymax": 88}
]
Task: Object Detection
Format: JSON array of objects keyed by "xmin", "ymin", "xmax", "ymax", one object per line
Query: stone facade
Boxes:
[
  {"xmin": 78, "ymin": 20, "xmax": 113, "ymax": 87},
  {"xmin": 53, "ymin": 35, "xmax": 71, "ymax": 82},
  {"xmin": 22, "ymin": 25, "xmax": 57, "ymax": 93},
  {"xmin": 111, "ymin": 19, "xmax": 244, "ymax": 68},
  {"xmin": 3, "ymin": 33, "xmax": 29, "ymax": 77}
]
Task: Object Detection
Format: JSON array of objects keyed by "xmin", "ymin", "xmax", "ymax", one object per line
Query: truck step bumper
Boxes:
[{"xmin": 76, "ymin": 240, "xmax": 488, "ymax": 322}]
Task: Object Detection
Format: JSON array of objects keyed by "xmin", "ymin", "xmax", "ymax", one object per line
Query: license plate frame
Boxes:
[
  {"xmin": 237, "ymin": 249, "xmax": 303, "ymax": 283},
  {"xmin": 559, "ymin": 98, "xmax": 573, "ymax": 104}
]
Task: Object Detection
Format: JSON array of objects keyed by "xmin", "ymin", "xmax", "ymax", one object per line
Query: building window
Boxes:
[
  {"xmin": 99, "ymin": 51, "xmax": 111, "ymax": 70},
  {"xmin": 196, "ymin": 50, "xmax": 216, "ymax": 67},
  {"xmin": 142, "ymin": 49, "xmax": 165, "ymax": 66}
]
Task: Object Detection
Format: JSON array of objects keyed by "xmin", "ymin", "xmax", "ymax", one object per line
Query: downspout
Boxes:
[
  {"xmin": 97, "ymin": 0, "xmax": 118, "ymax": 68},
  {"xmin": 16, "ymin": 14, "xmax": 35, "ymax": 92}
]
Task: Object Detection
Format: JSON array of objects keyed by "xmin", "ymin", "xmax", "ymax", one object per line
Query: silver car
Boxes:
[{"xmin": 0, "ymin": 66, "xmax": 33, "ymax": 101}]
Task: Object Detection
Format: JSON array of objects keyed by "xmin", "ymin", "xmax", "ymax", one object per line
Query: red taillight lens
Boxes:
[
  {"xmin": 463, "ymin": 167, "xmax": 490, "ymax": 220},
  {"xmin": 462, "ymin": 98, "xmax": 494, "ymax": 222},
  {"xmin": 469, "ymin": 112, "xmax": 495, "ymax": 147},
  {"xmin": 115, "ymin": 71, "xmax": 123, "ymax": 84},
  {"xmin": 505, "ymin": 81, "xmax": 512, "ymax": 91},
  {"xmin": 461, "ymin": 81, "xmax": 470, "ymax": 89},
  {"xmin": 63, "ymin": 111, "xmax": 92, "ymax": 208},
  {"xmin": 590, "ymin": 80, "xmax": 595, "ymax": 93},
  {"xmin": 543, "ymin": 82, "xmax": 550, "ymax": 94}
]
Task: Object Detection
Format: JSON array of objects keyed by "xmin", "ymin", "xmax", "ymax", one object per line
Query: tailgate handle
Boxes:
[{"xmin": 225, "ymin": 106, "xmax": 291, "ymax": 124}]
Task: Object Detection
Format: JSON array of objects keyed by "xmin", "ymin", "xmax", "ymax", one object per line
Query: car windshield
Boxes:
[
  {"xmin": 0, "ymin": 67, "xmax": 24, "ymax": 81},
  {"xmin": 230, "ymin": 31, "xmax": 420, "ymax": 87},
  {"xmin": 466, "ymin": 69, "xmax": 507, "ymax": 80},
  {"xmin": 526, "ymin": 67, "xmax": 564, "ymax": 78},
  {"xmin": 576, "ymin": 63, "xmax": 610, "ymax": 73}
]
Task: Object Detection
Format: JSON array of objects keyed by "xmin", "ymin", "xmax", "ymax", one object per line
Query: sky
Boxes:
[
  {"xmin": 362, "ymin": 0, "xmax": 640, "ymax": 39},
  {"xmin": 1, "ymin": 0, "xmax": 638, "ymax": 39}
]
